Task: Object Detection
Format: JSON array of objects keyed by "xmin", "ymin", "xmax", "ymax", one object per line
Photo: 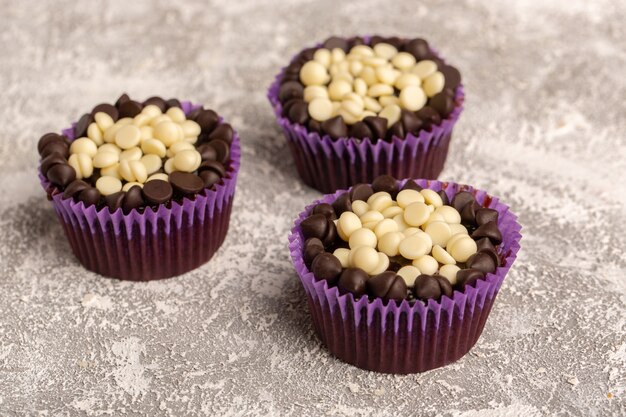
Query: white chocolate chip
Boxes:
[
  {"xmin": 420, "ymin": 189, "xmax": 444, "ymax": 207},
  {"xmin": 100, "ymin": 163, "xmax": 121, "ymax": 179},
  {"xmin": 92, "ymin": 151, "xmax": 119, "ymax": 168},
  {"xmin": 166, "ymin": 107, "xmax": 186, "ymax": 123},
  {"xmin": 423, "ymin": 71, "xmax": 445, "ymax": 97},
  {"xmin": 404, "ymin": 202, "xmax": 430, "ymax": 227},
  {"xmin": 399, "ymin": 234, "xmax": 432, "ymax": 260},
  {"xmin": 300, "ymin": 61, "xmax": 329, "ymax": 86},
  {"xmin": 439, "ymin": 264, "xmax": 461, "ymax": 285},
  {"xmin": 395, "ymin": 73, "xmax": 421, "ymax": 90},
  {"xmin": 140, "ymin": 154, "xmax": 162, "ymax": 175},
  {"xmin": 424, "ymin": 221, "xmax": 453, "ymax": 247},
  {"xmin": 379, "ymin": 95, "xmax": 400, "ymax": 107},
  {"xmin": 98, "ymin": 143, "xmax": 121, "ymax": 155},
  {"xmin": 367, "ymin": 83, "xmax": 394, "ymax": 98},
  {"xmin": 341, "ymin": 98, "xmax": 364, "ymax": 118},
  {"xmin": 328, "ymin": 80, "xmax": 352, "ymax": 101},
  {"xmin": 375, "ymin": 66, "xmax": 397, "ymax": 85},
  {"xmin": 412, "ymin": 255, "xmax": 438, "ymax": 275},
  {"xmin": 432, "ymin": 244, "xmax": 456, "ymax": 265},
  {"xmin": 449, "ymin": 223, "xmax": 469, "ymax": 236},
  {"xmin": 167, "ymin": 141, "xmax": 195, "ymax": 158},
  {"xmin": 68, "ymin": 153, "xmax": 93, "ymax": 180},
  {"xmin": 393, "ymin": 213, "xmax": 410, "ymax": 231},
  {"xmin": 360, "ymin": 210, "xmax": 385, "ymax": 226},
  {"xmin": 173, "ymin": 149, "xmax": 201, "ymax": 173},
  {"xmin": 423, "ymin": 212, "xmax": 445, "ymax": 228},
  {"xmin": 396, "ymin": 189, "xmax": 425, "ymax": 208},
  {"xmin": 391, "ymin": 52, "xmax": 417, "ymax": 70},
  {"xmin": 94, "ymin": 112, "xmax": 114, "ymax": 131},
  {"xmin": 399, "ymin": 85, "xmax": 427, "ymax": 111},
  {"xmin": 373, "ymin": 43, "xmax": 398, "ymax": 60},
  {"xmin": 141, "ymin": 138, "xmax": 167, "ymax": 158},
  {"xmin": 115, "ymin": 125, "xmax": 142, "ymax": 149},
  {"xmin": 147, "ymin": 173, "xmax": 169, "ymax": 182},
  {"xmin": 403, "ymin": 227, "xmax": 421, "ymax": 237},
  {"xmin": 349, "ymin": 61, "xmax": 364, "ymax": 77},
  {"xmin": 397, "ymin": 265, "xmax": 421, "ymax": 287},
  {"xmin": 70, "ymin": 138, "xmax": 98, "ymax": 158},
  {"xmin": 363, "ymin": 96, "xmax": 383, "ymax": 113},
  {"xmin": 142, "ymin": 104, "xmax": 162, "ymax": 118},
  {"xmin": 369, "ymin": 252, "xmax": 390, "ymax": 275},
  {"xmin": 181, "ymin": 120, "xmax": 201, "ymax": 138},
  {"xmin": 334, "ymin": 72, "xmax": 354, "ymax": 84},
  {"xmin": 353, "ymin": 78, "xmax": 368, "ymax": 96},
  {"xmin": 374, "ymin": 218, "xmax": 398, "ymax": 239},
  {"xmin": 119, "ymin": 146, "xmax": 142, "ymax": 162},
  {"xmin": 132, "ymin": 113, "xmax": 152, "ymax": 127},
  {"xmin": 122, "ymin": 181, "xmax": 143, "ymax": 192},
  {"xmin": 349, "ymin": 227, "xmax": 377, "ymax": 249},
  {"xmin": 369, "ymin": 194, "xmax": 393, "ymax": 212},
  {"xmin": 351, "ymin": 200, "xmax": 370, "ymax": 217},
  {"xmin": 304, "ymin": 86, "xmax": 329, "ymax": 102},
  {"xmin": 377, "ymin": 231, "xmax": 404, "ymax": 257},
  {"xmin": 87, "ymin": 122, "xmax": 103, "ymax": 146},
  {"xmin": 95, "ymin": 176, "xmax": 122, "ymax": 196},
  {"xmin": 435, "ymin": 205, "xmax": 462, "ymax": 224},
  {"xmin": 313, "ymin": 48, "xmax": 331, "ymax": 68},
  {"xmin": 364, "ymin": 56, "xmax": 387, "ymax": 67},
  {"xmin": 412, "ymin": 60, "xmax": 438, "ymax": 79},
  {"xmin": 381, "ymin": 205, "xmax": 403, "ymax": 218},
  {"xmin": 151, "ymin": 115, "xmax": 171, "ymax": 128},
  {"xmin": 331, "ymin": 48, "xmax": 346, "ymax": 63},
  {"xmin": 351, "ymin": 246, "xmax": 379, "ymax": 274},
  {"xmin": 338, "ymin": 212, "xmax": 362, "ymax": 239},
  {"xmin": 378, "ymin": 104, "xmax": 401, "ymax": 126},
  {"xmin": 360, "ymin": 67, "xmax": 378, "ymax": 86},
  {"xmin": 308, "ymin": 98, "xmax": 334, "ymax": 122},
  {"xmin": 350, "ymin": 45, "xmax": 375, "ymax": 57},
  {"xmin": 117, "ymin": 117, "xmax": 133, "ymax": 126},
  {"xmin": 153, "ymin": 121, "xmax": 180, "ymax": 147},
  {"xmin": 333, "ymin": 248, "xmax": 351, "ymax": 268},
  {"xmin": 103, "ymin": 123, "xmax": 123, "ymax": 143},
  {"xmin": 447, "ymin": 236, "xmax": 478, "ymax": 263}
]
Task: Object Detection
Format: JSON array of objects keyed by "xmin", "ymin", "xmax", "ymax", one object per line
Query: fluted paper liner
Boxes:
[
  {"xmin": 289, "ymin": 179, "xmax": 522, "ymax": 374},
  {"xmin": 39, "ymin": 102, "xmax": 240, "ymax": 281},
  {"xmin": 268, "ymin": 38, "xmax": 465, "ymax": 193}
]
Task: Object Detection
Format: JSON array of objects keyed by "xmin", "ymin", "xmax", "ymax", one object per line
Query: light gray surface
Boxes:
[{"xmin": 0, "ymin": 0, "xmax": 625, "ymax": 415}]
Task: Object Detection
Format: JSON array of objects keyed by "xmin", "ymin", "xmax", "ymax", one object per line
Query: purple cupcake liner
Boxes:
[
  {"xmin": 268, "ymin": 38, "xmax": 465, "ymax": 194},
  {"xmin": 289, "ymin": 179, "xmax": 522, "ymax": 374},
  {"xmin": 39, "ymin": 102, "xmax": 241, "ymax": 281}
]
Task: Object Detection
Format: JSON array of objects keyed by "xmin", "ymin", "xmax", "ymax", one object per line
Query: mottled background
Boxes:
[{"xmin": 0, "ymin": 0, "xmax": 625, "ymax": 415}]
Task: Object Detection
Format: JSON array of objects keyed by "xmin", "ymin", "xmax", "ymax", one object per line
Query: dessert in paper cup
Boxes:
[
  {"xmin": 288, "ymin": 175, "xmax": 521, "ymax": 374},
  {"xmin": 37, "ymin": 94, "xmax": 240, "ymax": 281},
  {"xmin": 269, "ymin": 35, "xmax": 464, "ymax": 193}
]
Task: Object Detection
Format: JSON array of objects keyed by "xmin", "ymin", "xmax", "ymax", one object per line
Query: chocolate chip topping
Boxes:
[
  {"xmin": 472, "ymin": 221, "xmax": 503, "ymax": 245},
  {"xmin": 63, "ymin": 180, "xmax": 89, "ymax": 199},
  {"xmin": 367, "ymin": 272, "xmax": 407, "ymax": 302},
  {"xmin": 38, "ymin": 133, "xmax": 65, "ymax": 154},
  {"xmin": 195, "ymin": 109, "xmax": 219, "ymax": 134},
  {"xmin": 78, "ymin": 187, "xmax": 100, "ymax": 206},
  {"xmin": 400, "ymin": 179, "xmax": 422, "ymax": 192},
  {"xmin": 475, "ymin": 208, "xmax": 499, "ymax": 226},
  {"xmin": 122, "ymin": 185, "xmax": 144, "ymax": 212},
  {"xmin": 301, "ymin": 213, "xmax": 328, "ymax": 240},
  {"xmin": 349, "ymin": 122, "xmax": 372, "ymax": 140},
  {"xmin": 117, "ymin": 100, "xmax": 143, "ymax": 118},
  {"xmin": 350, "ymin": 184, "xmax": 374, "ymax": 202},
  {"xmin": 456, "ymin": 269, "xmax": 485, "ymax": 289},
  {"xmin": 311, "ymin": 253, "xmax": 343, "ymax": 284},
  {"xmin": 74, "ymin": 113, "xmax": 93, "ymax": 138},
  {"xmin": 312, "ymin": 203, "xmax": 337, "ymax": 220},
  {"xmin": 278, "ymin": 81, "xmax": 304, "ymax": 102},
  {"xmin": 321, "ymin": 116, "xmax": 348, "ymax": 140},
  {"xmin": 91, "ymin": 103, "xmax": 119, "ymax": 121},
  {"xmin": 143, "ymin": 96, "xmax": 167, "ymax": 112},
  {"xmin": 332, "ymin": 192, "xmax": 352, "ymax": 216},
  {"xmin": 337, "ymin": 268, "xmax": 368, "ymax": 297},
  {"xmin": 466, "ymin": 251, "xmax": 497, "ymax": 274},
  {"xmin": 414, "ymin": 275, "xmax": 452, "ymax": 301},
  {"xmin": 303, "ymin": 238, "xmax": 325, "ymax": 266},
  {"xmin": 115, "ymin": 93, "xmax": 130, "ymax": 108},
  {"xmin": 363, "ymin": 116, "xmax": 388, "ymax": 140},
  {"xmin": 372, "ymin": 175, "xmax": 398, "ymax": 195},
  {"xmin": 169, "ymin": 172, "xmax": 204, "ymax": 195},
  {"xmin": 47, "ymin": 164, "xmax": 76, "ymax": 186},
  {"xmin": 142, "ymin": 180, "xmax": 173, "ymax": 205},
  {"xmin": 105, "ymin": 191, "xmax": 126, "ymax": 211},
  {"xmin": 209, "ymin": 123, "xmax": 234, "ymax": 144},
  {"xmin": 451, "ymin": 191, "xmax": 475, "ymax": 212},
  {"xmin": 199, "ymin": 170, "xmax": 221, "ymax": 188},
  {"xmin": 41, "ymin": 140, "xmax": 69, "ymax": 159},
  {"xmin": 41, "ymin": 153, "xmax": 68, "ymax": 175}
]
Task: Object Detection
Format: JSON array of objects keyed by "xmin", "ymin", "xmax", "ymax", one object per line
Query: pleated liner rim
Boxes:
[
  {"xmin": 38, "ymin": 101, "xmax": 241, "ymax": 281},
  {"xmin": 288, "ymin": 179, "xmax": 522, "ymax": 374},
  {"xmin": 267, "ymin": 37, "xmax": 465, "ymax": 193}
]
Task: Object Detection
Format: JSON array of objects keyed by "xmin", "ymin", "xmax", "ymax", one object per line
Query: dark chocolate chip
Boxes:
[
  {"xmin": 78, "ymin": 187, "xmax": 100, "ymax": 206},
  {"xmin": 187, "ymin": 107, "xmax": 203, "ymax": 121},
  {"xmin": 165, "ymin": 98, "xmax": 182, "ymax": 109},
  {"xmin": 363, "ymin": 116, "xmax": 388, "ymax": 140},
  {"xmin": 466, "ymin": 251, "xmax": 497, "ymax": 274},
  {"xmin": 349, "ymin": 36, "xmax": 366, "ymax": 47},
  {"xmin": 388, "ymin": 121, "xmax": 405, "ymax": 140},
  {"xmin": 299, "ymin": 48, "xmax": 316, "ymax": 62},
  {"xmin": 63, "ymin": 180, "xmax": 89, "ymax": 199},
  {"xmin": 198, "ymin": 160, "xmax": 226, "ymax": 177},
  {"xmin": 115, "ymin": 93, "xmax": 130, "ymax": 108},
  {"xmin": 413, "ymin": 275, "xmax": 441, "ymax": 300},
  {"xmin": 304, "ymin": 237, "xmax": 325, "ymax": 263},
  {"xmin": 475, "ymin": 208, "xmax": 499, "ymax": 226},
  {"xmin": 281, "ymin": 99, "xmax": 298, "ymax": 118},
  {"xmin": 401, "ymin": 179, "xmax": 422, "ymax": 192},
  {"xmin": 349, "ymin": 121, "xmax": 372, "ymax": 140},
  {"xmin": 312, "ymin": 203, "xmax": 336, "ymax": 220},
  {"xmin": 38, "ymin": 133, "xmax": 65, "ymax": 154},
  {"xmin": 403, "ymin": 38, "xmax": 431, "ymax": 60},
  {"xmin": 300, "ymin": 213, "xmax": 329, "ymax": 240},
  {"xmin": 416, "ymin": 106, "xmax": 441, "ymax": 129},
  {"xmin": 169, "ymin": 172, "xmax": 204, "ymax": 195},
  {"xmin": 105, "ymin": 191, "xmax": 126, "ymax": 212},
  {"xmin": 461, "ymin": 201, "xmax": 480, "ymax": 226},
  {"xmin": 288, "ymin": 101, "xmax": 309, "ymax": 125},
  {"xmin": 199, "ymin": 170, "xmax": 221, "ymax": 188},
  {"xmin": 372, "ymin": 175, "xmax": 398, "ymax": 195},
  {"xmin": 41, "ymin": 140, "xmax": 69, "ymax": 159},
  {"xmin": 321, "ymin": 116, "xmax": 348, "ymax": 140},
  {"xmin": 143, "ymin": 96, "xmax": 167, "ymax": 112},
  {"xmin": 47, "ymin": 164, "xmax": 75, "ymax": 186},
  {"xmin": 400, "ymin": 110, "xmax": 423, "ymax": 135},
  {"xmin": 350, "ymin": 183, "xmax": 374, "ymax": 202},
  {"xmin": 337, "ymin": 268, "xmax": 368, "ymax": 297},
  {"xmin": 456, "ymin": 268, "xmax": 485, "ymax": 289},
  {"xmin": 209, "ymin": 139, "xmax": 230, "ymax": 164},
  {"xmin": 451, "ymin": 191, "xmax": 475, "ymax": 212},
  {"xmin": 311, "ymin": 253, "xmax": 343, "ymax": 284},
  {"xmin": 308, "ymin": 119, "xmax": 323, "ymax": 134},
  {"xmin": 367, "ymin": 271, "xmax": 407, "ymax": 302},
  {"xmin": 371, "ymin": 36, "xmax": 402, "ymax": 48},
  {"xmin": 323, "ymin": 36, "xmax": 349, "ymax": 51},
  {"xmin": 208, "ymin": 123, "xmax": 234, "ymax": 144},
  {"xmin": 197, "ymin": 143, "xmax": 217, "ymax": 161},
  {"xmin": 74, "ymin": 113, "xmax": 93, "ymax": 138},
  {"xmin": 195, "ymin": 109, "xmax": 219, "ymax": 134},
  {"xmin": 332, "ymin": 192, "xmax": 352, "ymax": 216},
  {"xmin": 122, "ymin": 185, "xmax": 144, "ymax": 212},
  {"xmin": 437, "ymin": 190, "xmax": 450, "ymax": 206},
  {"xmin": 435, "ymin": 275, "xmax": 453, "ymax": 298},
  {"xmin": 91, "ymin": 103, "xmax": 119, "ymax": 121},
  {"xmin": 476, "ymin": 237, "xmax": 498, "ymax": 265},
  {"xmin": 142, "ymin": 180, "xmax": 173, "ymax": 205},
  {"xmin": 278, "ymin": 81, "xmax": 304, "ymax": 103},
  {"xmin": 439, "ymin": 65, "xmax": 462, "ymax": 89},
  {"xmin": 40, "ymin": 153, "xmax": 67, "ymax": 175},
  {"xmin": 430, "ymin": 92, "xmax": 454, "ymax": 117},
  {"xmin": 322, "ymin": 218, "xmax": 337, "ymax": 246},
  {"xmin": 118, "ymin": 100, "xmax": 143, "ymax": 118},
  {"xmin": 471, "ymin": 221, "xmax": 502, "ymax": 245}
]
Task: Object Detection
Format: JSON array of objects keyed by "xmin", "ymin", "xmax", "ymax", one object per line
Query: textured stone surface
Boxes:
[{"xmin": 1, "ymin": 0, "xmax": 625, "ymax": 415}]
